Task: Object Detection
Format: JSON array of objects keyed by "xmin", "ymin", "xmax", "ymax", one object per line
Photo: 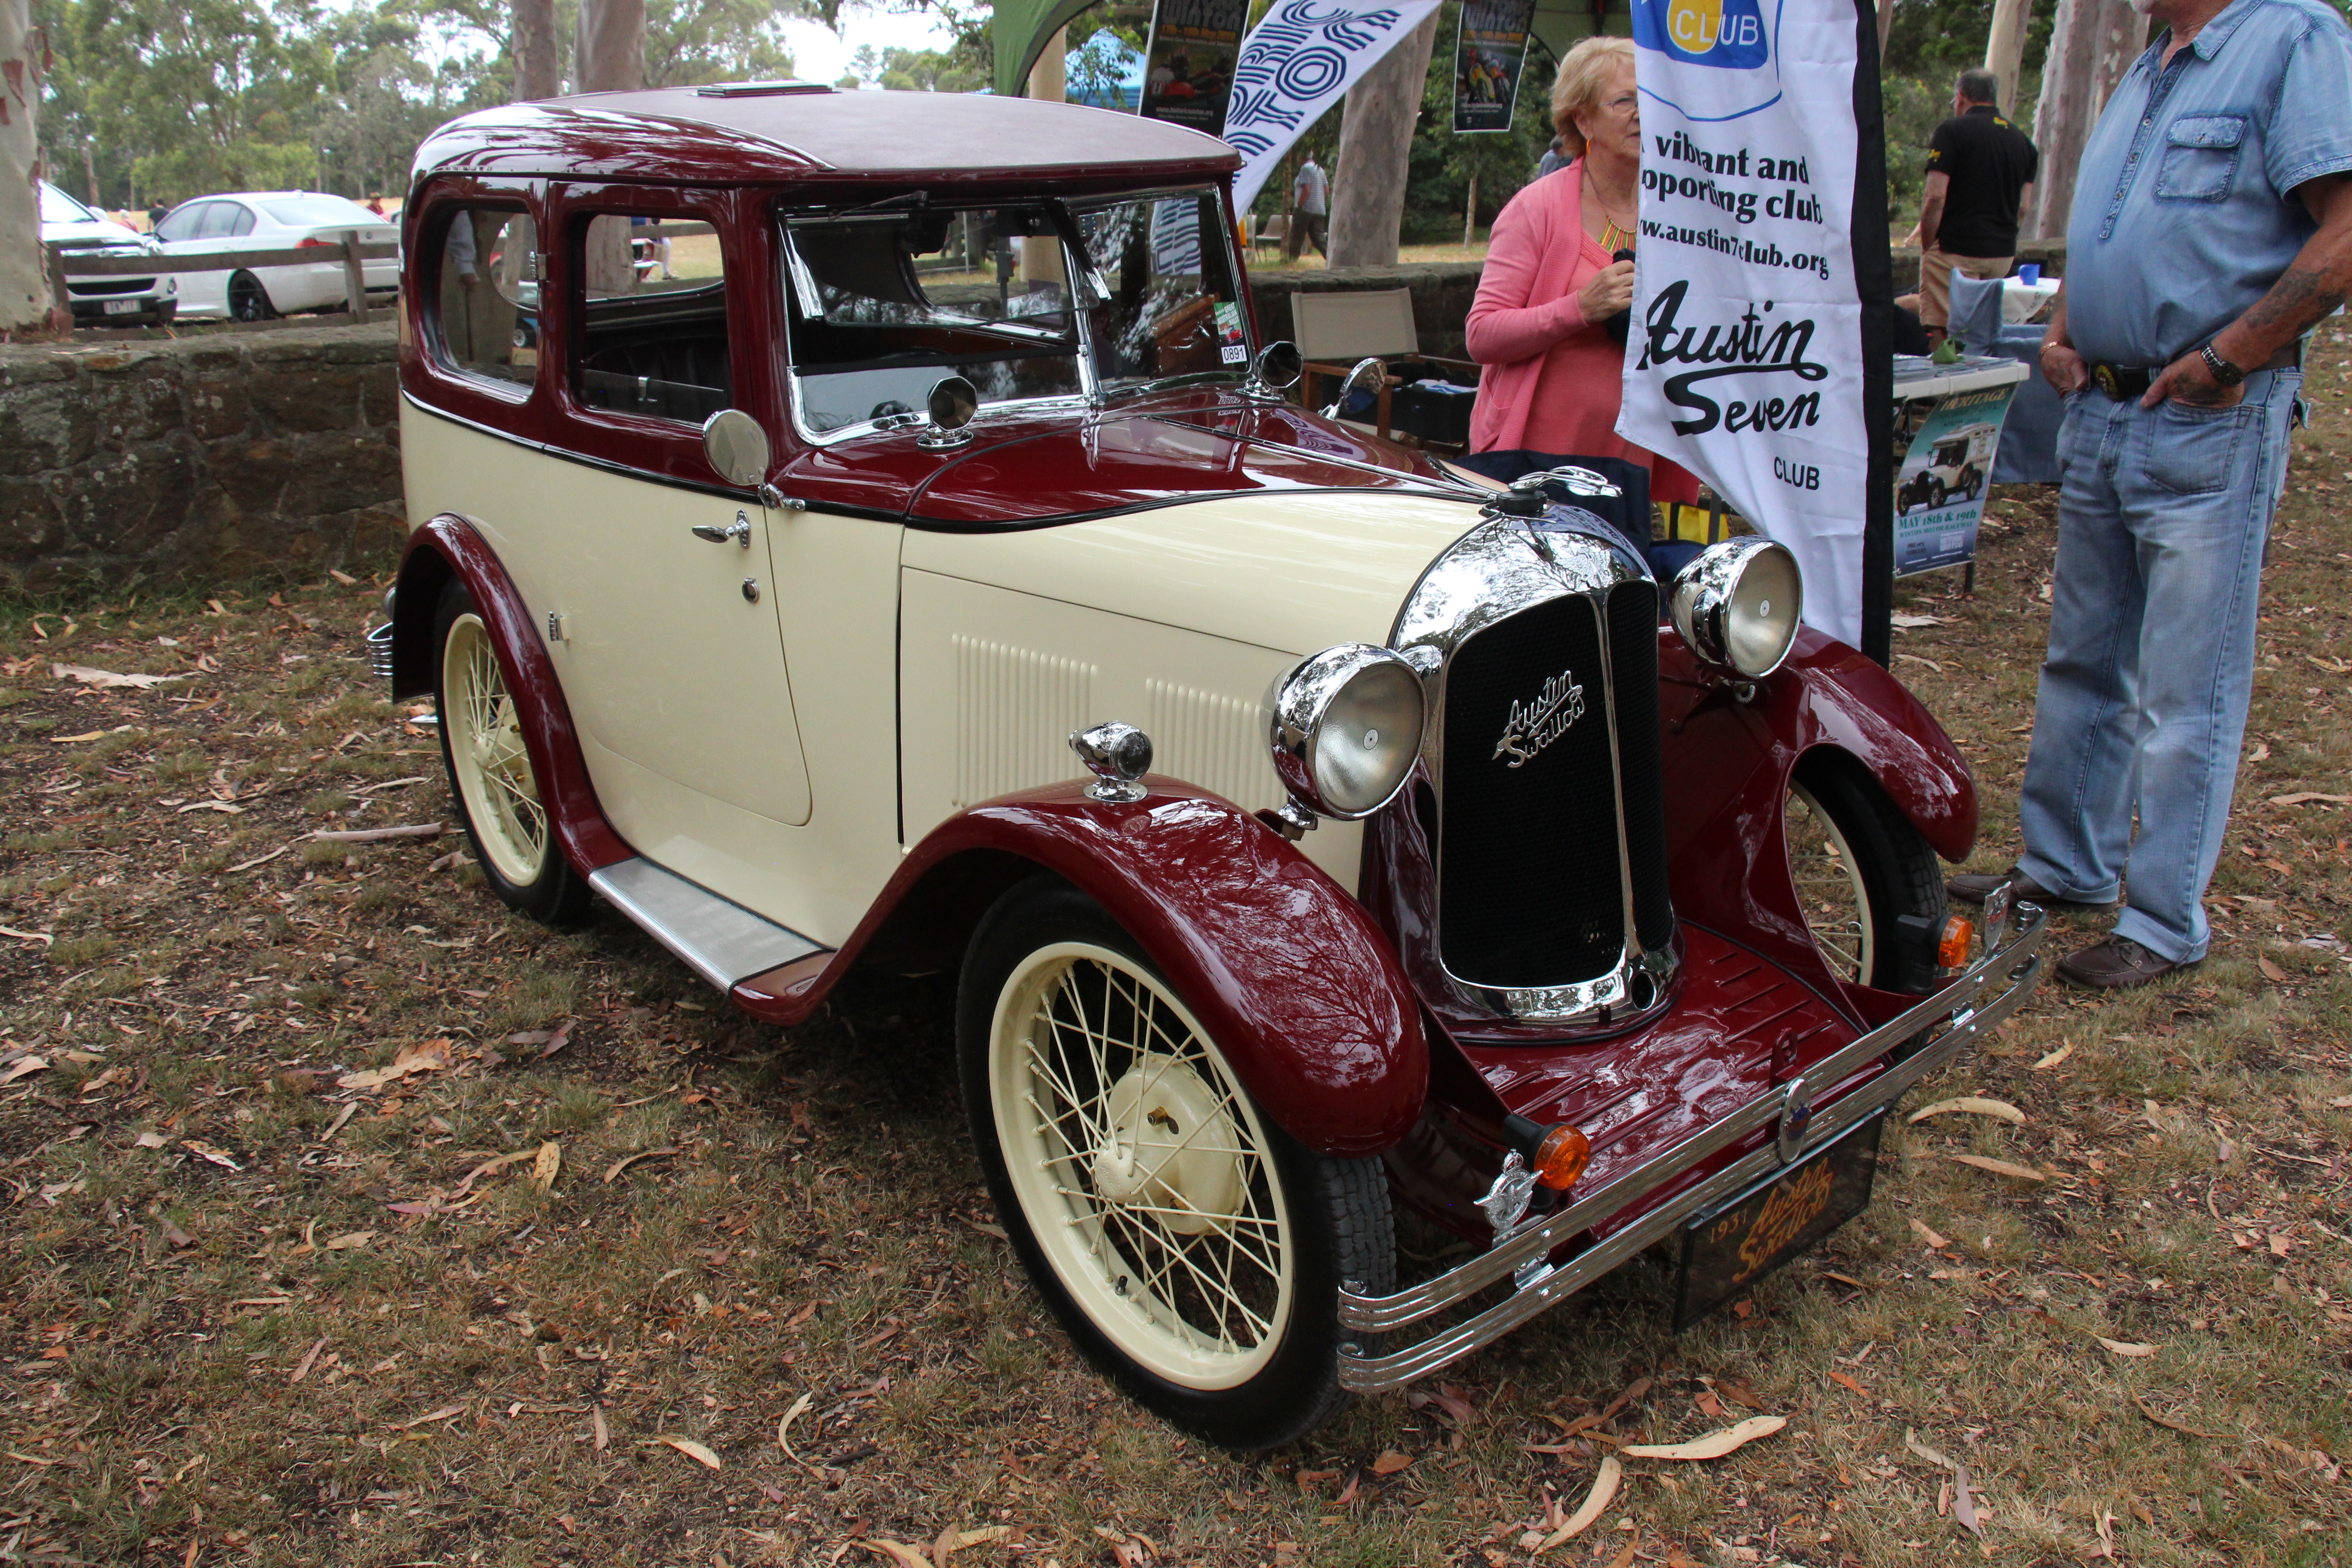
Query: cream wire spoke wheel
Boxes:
[
  {"xmin": 443, "ymin": 612, "xmax": 549, "ymax": 887},
  {"xmin": 1788, "ymin": 781, "xmax": 1871, "ymax": 982},
  {"xmin": 990, "ymin": 941, "xmax": 1294, "ymax": 1391}
]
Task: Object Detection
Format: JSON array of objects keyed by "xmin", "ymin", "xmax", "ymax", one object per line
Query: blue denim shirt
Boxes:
[{"xmin": 2064, "ymin": 0, "xmax": 2352, "ymax": 367}]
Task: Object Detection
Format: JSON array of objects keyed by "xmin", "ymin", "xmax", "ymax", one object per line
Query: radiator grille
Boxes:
[
  {"xmin": 1437, "ymin": 594, "xmax": 1624, "ymax": 988},
  {"xmin": 1606, "ymin": 582, "xmax": 1676, "ymax": 951}
]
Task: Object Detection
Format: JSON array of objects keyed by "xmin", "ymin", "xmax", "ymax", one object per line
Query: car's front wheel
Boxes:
[
  {"xmin": 228, "ymin": 271, "xmax": 276, "ymax": 322},
  {"xmin": 1785, "ymin": 762, "xmax": 1949, "ymax": 995},
  {"xmin": 959, "ymin": 877, "xmax": 1393, "ymax": 1451},
  {"xmin": 432, "ymin": 579, "xmax": 591, "ymax": 925}
]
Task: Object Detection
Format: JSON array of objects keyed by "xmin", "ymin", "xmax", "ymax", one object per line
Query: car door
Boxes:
[
  {"xmin": 153, "ymin": 201, "xmax": 229, "ymax": 313},
  {"xmin": 519, "ymin": 196, "xmax": 816, "ymax": 846}
]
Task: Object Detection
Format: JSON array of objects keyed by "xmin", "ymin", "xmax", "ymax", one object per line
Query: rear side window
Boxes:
[
  {"xmin": 155, "ymin": 203, "xmax": 209, "ymax": 243},
  {"xmin": 434, "ymin": 206, "xmax": 539, "ymax": 392},
  {"xmin": 196, "ymin": 203, "xmax": 245, "ymax": 240},
  {"xmin": 573, "ymin": 213, "xmax": 731, "ymax": 425}
]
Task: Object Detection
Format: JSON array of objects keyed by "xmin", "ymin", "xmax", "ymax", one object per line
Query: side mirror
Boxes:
[
  {"xmin": 1240, "ymin": 339, "xmax": 1303, "ymax": 402},
  {"xmin": 1321, "ymin": 356, "xmax": 1388, "ymax": 420},
  {"xmin": 916, "ymin": 375, "xmax": 980, "ymax": 450},
  {"xmin": 701, "ymin": 408, "xmax": 770, "ymax": 487}
]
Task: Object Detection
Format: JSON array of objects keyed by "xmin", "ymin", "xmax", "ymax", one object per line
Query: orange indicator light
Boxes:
[
  {"xmin": 1937, "ymin": 915, "xmax": 1974, "ymax": 969},
  {"xmin": 1531, "ymin": 1124, "xmax": 1592, "ymax": 1191}
]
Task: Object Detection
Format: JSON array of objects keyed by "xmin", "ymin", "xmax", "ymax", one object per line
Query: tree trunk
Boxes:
[
  {"xmin": 1877, "ymin": 0, "xmax": 1896, "ymax": 59},
  {"xmin": 1983, "ymin": 0, "xmax": 2033, "ymax": 112},
  {"xmin": 0, "ymin": 0, "xmax": 57, "ymax": 333},
  {"xmin": 1019, "ymin": 29, "xmax": 1068, "ymax": 292},
  {"xmin": 513, "ymin": 0, "xmax": 562, "ymax": 100},
  {"xmin": 1461, "ymin": 171, "xmax": 1478, "ymax": 248},
  {"xmin": 574, "ymin": 0, "xmax": 644, "ymax": 93},
  {"xmin": 1327, "ymin": 8, "xmax": 1441, "ymax": 270},
  {"xmin": 2024, "ymin": 0, "xmax": 2146, "ymax": 240}
]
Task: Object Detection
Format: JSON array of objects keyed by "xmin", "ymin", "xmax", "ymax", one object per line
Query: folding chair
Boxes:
[{"xmin": 1291, "ymin": 288, "xmax": 1480, "ymax": 445}]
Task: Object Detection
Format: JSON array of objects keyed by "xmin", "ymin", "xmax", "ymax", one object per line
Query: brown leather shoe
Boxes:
[
  {"xmin": 1945, "ymin": 867, "xmax": 2121, "ymax": 913},
  {"xmin": 2057, "ymin": 936, "xmax": 2195, "ymax": 990}
]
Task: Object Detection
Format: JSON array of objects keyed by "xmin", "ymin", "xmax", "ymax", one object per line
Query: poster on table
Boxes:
[
  {"xmin": 1221, "ymin": 0, "xmax": 1447, "ymax": 210},
  {"xmin": 1139, "ymin": 0, "xmax": 1252, "ymax": 135},
  {"xmin": 1891, "ymin": 379, "xmax": 2016, "ymax": 574},
  {"xmin": 1452, "ymin": 0, "xmax": 1536, "ymax": 133},
  {"xmin": 1616, "ymin": 0, "xmax": 1881, "ymax": 648}
]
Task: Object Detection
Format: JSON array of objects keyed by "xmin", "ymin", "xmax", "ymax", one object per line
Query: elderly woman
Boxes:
[{"xmin": 1464, "ymin": 37, "xmax": 1698, "ymax": 508}]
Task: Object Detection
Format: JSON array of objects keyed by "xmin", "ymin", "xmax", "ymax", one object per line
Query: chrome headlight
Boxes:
[
  {"xmin": 1670, "ymin": 537, "xmax": 1803, "ymax": 679},
  {"xmin": 1266, "ymin": 644, "xmax": 1425, "ymax": 819}
]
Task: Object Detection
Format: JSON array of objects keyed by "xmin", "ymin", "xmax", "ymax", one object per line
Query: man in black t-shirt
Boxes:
[{"xmin": 1914, "ymin": 69, "xmax": 2039, "ymax": 341}]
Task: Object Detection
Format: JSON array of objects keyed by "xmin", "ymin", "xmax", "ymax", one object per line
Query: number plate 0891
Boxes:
[{"xmin": 1672, "ymin": 1111, "xmax": 1885, "ymax": 1330}]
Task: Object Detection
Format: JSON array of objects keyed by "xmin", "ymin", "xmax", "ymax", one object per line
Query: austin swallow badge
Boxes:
[
  {"xmin": 1475, "ymin": 1150, "xmax": 1542, "ymax": 1237},
  {"xmin": 1492, "ymin": 668, "xmax": 1585, "ymax": 768}
]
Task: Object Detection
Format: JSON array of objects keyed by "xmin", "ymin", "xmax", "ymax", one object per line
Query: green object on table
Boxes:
[{"xmin": 1930, "ymin": 336, "xmax": 1962, "ymax": 365}]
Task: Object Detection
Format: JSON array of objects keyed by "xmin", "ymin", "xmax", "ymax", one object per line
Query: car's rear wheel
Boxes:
[
  {"xmin": 228, "ymin": 272, "xmax": 276, "ymax": 322},
  {"xmin": 959, "ymin": 877, "xmax": 1392, "ymax": 1451},
  {"xmin": 432, "ymin": 579, "xmax": 590, "ymax": 925},
  {"xmin": 1785, "ymin": 763, "xmax": 1947, "ymax": 995}
]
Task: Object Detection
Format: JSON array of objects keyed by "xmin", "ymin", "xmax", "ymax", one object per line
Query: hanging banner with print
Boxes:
[
  {"xmin": 1452, "ymin": 0, "xmax": 1535, "ymax": 133},
  {"xmin": 1224, "ymin": 0, "xmax": 1447, "ymax": 211},
  {"xmin": 1617, "ymin": 0, "xmax": 1888, "ymax": 649},
  {"xmin": 1140, "ymin": 0, "xmax": 1251, "ymax": 135}
]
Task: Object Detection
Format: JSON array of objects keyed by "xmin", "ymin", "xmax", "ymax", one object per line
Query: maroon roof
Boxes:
[{"xmin": 412, "ymin": 85, "xmax": 1242, "ymax": 187}]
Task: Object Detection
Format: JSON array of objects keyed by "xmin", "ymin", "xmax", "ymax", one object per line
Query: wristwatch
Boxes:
[{"xmin": 2199, "ymin": 343, "xmax": 2246, "ymax": 386}]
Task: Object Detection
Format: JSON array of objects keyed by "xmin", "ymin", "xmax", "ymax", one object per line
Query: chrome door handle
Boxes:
[{"xmin": 691, "ymin": 513, "xmax": 754, "ymax": 548}]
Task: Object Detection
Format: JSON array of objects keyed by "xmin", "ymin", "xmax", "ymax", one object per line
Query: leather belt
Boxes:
[{"xmin": 2088, "ymin": 343, "xmax": 2303, "ymax": 401}]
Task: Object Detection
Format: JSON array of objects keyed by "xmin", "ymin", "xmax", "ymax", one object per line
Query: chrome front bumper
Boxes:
[{"xmin": 1335, "ymin": 904, "xmax": 2050, "ymax": 1392}]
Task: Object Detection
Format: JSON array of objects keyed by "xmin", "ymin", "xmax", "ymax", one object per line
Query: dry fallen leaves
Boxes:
[
  {"xmin": 1907, "ymin": 1095, "xmax": 2025, "ymax": 1125},
  {"xmin": 1621, "ymin": 1415, "xmax": 1786, "ymax": 1460},
  {"xmin": 1948, "ymin": 1153, "xmax": 2046, "ymax": 1182},
  {"xmin": 532, "ymin": 1141, "xmax": 562, "ymax": 1192},
  {"xmin": 2269, "ymin": 792, "xmax": 2352, "ymax": 807},
  {"xmin": 2032, "ymin": 1041, "xmax": 2077, "ymax": 1071},
  {"xmin": 338, "ymin": 1038, "xmax": 453, "ymax": 1091},
  {"xmin": 181, "ymin": 1139, "xmax": 243, "ymax": 1171},
  {"xmin": 1908, "ymin": 1216, "xmax": 1951, "ymax": 1249},
  {"xmin": 1537, "ymin": 1455, "xmax": 1622, "ymax": 1550},
  {"xmin": 322, "ymin": 1230, "xmax": 376, "ymax": 1252},
  {"xmin": 852, "ymin": 1542, "xmax": 932, "ymax": 1568},
  {"xmin": 2096, "ymin": 1337, "xmax": 2157, "ymax": 1358},
  {"xmin": 1369, "ymin": 1450, "xmax": 1414, "ymax": 1476},
  {"xmin": 652, "ymin": 1435, "xmax": 722, "ymax": 1470},
  {"xmin": 53, "ymin": 662, "xmax": 184, "ymax": 689}
]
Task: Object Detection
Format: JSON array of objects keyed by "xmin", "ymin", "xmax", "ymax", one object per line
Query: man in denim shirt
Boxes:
[{"xmin": 1946, "ymin": 0, "xmax": 2352, "ymax": 987}]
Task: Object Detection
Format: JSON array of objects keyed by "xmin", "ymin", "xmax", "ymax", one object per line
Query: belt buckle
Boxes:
[{"xmin": 2094, "ymin": 364, "xmax": 2122, "ymax": 400}]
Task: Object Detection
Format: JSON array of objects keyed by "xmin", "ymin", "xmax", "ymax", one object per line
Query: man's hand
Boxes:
[
  {"xmin": 458, "ymin": 270, "xmax": 479, "ymax": 290},
  {"xmin": 2039, "ymin": 338, "xmax": 2090, "ymax": 395},
  {"xmin": 2142, "ymin": 349, "xmax": 2245, "ymax": 409},
  {"xmin": 1578, "ymin": 260, "xmax": 1635, "ymax": 323}
]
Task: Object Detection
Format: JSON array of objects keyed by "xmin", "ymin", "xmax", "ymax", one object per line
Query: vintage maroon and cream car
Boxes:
[{"xmin": 387, "ymin": 83, "xmax": 2047, "ymax": 1450}]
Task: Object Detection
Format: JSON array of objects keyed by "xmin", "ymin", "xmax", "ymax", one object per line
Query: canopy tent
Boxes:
[{"xmin": 993, "ymin": 0, "xmax": 1631, "ymax": 102}]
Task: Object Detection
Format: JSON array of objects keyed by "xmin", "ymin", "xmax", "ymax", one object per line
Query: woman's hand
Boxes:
[{"xmin": 1578, "ymin": 260, "xmax": 1636, "ymax": 324}]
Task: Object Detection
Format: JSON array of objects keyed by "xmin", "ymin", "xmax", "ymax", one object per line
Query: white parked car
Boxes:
[
  {"xmin": 39, "ymin": 182, "xmax": 176, "ymax": 328},
  {"xmin": 152, "ymin": 191, "xmax": 399, "ymax": 321}
]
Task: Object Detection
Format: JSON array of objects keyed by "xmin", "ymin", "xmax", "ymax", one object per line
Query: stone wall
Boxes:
[{"xmin": 0, "ymin": 322, "xmax": 404, "ymax": 593}]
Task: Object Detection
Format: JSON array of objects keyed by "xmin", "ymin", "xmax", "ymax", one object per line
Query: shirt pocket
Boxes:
[{"xmin": 2154, "ymin": 114, "xmax": 2247, "ymax": 203}]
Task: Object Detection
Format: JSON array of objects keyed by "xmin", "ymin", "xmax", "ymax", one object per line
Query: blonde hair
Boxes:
[{"xmin": 1550, "ymin": 36, "xmax": 1636, "ymax": 158}]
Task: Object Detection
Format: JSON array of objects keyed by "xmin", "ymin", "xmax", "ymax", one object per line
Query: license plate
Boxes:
[
  {"xmin": 1672, "ymin": 1111, "xmax": 1884, "ymax": 1330},
  {"xmin": 103, "ymin": 299, "xmax": 141, "ymax": 314}
]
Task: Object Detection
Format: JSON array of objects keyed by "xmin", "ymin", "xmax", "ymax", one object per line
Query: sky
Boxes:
[{"xmin": 780, "ymin": 6, "xmax": 957, "ymax": 85}]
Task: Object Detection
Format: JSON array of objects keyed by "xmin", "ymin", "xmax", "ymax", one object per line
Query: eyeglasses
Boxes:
[{"xmin": 1601, "ymin": 93, "xmax": 1639, "ymax": 113}]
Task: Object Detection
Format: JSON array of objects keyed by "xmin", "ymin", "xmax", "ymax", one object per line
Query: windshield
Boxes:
[
  {"xmin": 260, "ymin": 195, "xmax": 383, "ymax": 228},
  {"xmin": 39, "ymin": 183, "xmax": 98, "ymax": 225},
  {"xmin": 780, "ymin": 185, "xmax": 1250, "ymax": 438}
]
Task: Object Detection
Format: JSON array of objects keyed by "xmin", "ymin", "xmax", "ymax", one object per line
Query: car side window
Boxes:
[
  {"xmin": 573, "ymin": 212, "xmax": 731, "ymax": 425},
  {"xmin": 434, "ymin": 206, "xmax": 539, "ymax": 392},
  {"xmin": 155, "ymin": 203, "xmax": 207, "ymax": 243},
  {"xmin": 229, "ymin": 205, "xmax": 256, "ymax": 238},
  {"xmin": 196, "ymin": 203, "xmax": 244, "ymax": 240}
]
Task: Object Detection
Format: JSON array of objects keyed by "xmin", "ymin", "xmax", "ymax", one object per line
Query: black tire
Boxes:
[
  {"xmin": 431, "ymin": 579, "xmax": 592, "ymax": 926},
  {"xmin": 958, "ymin": 874, "xmax": 1394, "ymax": 1452},
  {"xmin": 1929, "ymin": 480, "xmax": 1947, "ymax": 509},
  {"xmin": 1786, "ymin": 759, "xmax": 1948, "ymax": 996},
  {"xmin": 228, "ymin": 272, "xmax": 276, "ymax": 323}
]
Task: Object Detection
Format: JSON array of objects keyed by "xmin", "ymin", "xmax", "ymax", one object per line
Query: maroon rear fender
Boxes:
[
  {"xmin": 391, "ymin": 516, "xmax": 633, "ymax": 875},
  {"xmin": 734, "ymin": 782, "xmax": 1431, "ymax": 1158}
]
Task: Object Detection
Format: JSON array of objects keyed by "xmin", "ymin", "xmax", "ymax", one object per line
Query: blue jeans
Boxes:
[{"xmin": 2016, "ymin": 368, "xmax": 2302, "ymax": 963}]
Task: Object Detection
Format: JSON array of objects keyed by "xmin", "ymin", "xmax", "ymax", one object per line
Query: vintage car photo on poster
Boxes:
[{"xmin": 387, "ymin": 83, "xmax": 2048, "ymax": 1450}]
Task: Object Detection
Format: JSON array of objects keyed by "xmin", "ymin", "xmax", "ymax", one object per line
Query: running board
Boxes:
[{"xmin": 588, "ymin": 858, "xmax": 827, "ymax": 991}]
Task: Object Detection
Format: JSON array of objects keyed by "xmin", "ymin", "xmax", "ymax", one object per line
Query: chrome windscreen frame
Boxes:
[
  {"xmin": 1333, "ymin": 903, "xmax": 2050, "ymax": 1392},
  {"xmin": 1386, "ymin": 512, "xmax": 1675, "ymax": 1026}
]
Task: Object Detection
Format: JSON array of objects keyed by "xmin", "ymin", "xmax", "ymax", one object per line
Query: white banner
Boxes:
[
  {"xmin": 1222, "ymin": 0, "xmax": 1446, "ymax": 213},
  {"xmin": 1617, "ymin": 0, "xmax": 1870, "ymax": 647}
]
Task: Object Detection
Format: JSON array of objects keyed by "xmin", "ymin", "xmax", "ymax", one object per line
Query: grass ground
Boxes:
[{"xmin": 2, "ymin": 335, "xmax": 2349, "ymax": 1568}]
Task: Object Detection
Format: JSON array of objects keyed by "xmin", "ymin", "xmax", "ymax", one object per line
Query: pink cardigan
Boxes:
[{"xmin": 1465, "ymin": 161, "xmax": 1693, "ymax": 505}]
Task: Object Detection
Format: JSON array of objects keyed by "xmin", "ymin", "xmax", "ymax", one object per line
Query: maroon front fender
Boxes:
[
  {"xmin": 391, "ymin": 517, "xmax": 632, "ymax": 875},
  {"xmin": 1664, "ymin": 627, "xmax": 1977, "ymax": 1018},
  {"xmin": 735, "ymin": 782, "xmax": 1430, "ymax": 1157}
]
